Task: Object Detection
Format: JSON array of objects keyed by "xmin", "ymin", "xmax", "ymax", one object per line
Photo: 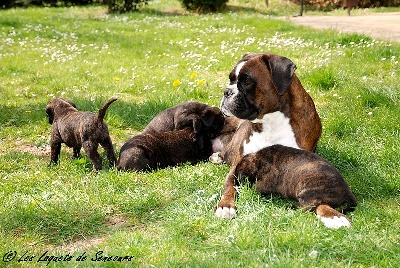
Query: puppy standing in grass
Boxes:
[{"xmin": 46, "ymin": 97, "xmax": 117, "ymax": 171}]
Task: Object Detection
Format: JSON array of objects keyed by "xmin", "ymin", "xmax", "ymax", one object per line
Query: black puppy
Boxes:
[
  {"xmin": 46, "ymin": 97, "xmax": 117, "ymax": 171},
  {"xmin": 216, "ymin": 144, "xmax": 357, "ymax": 229}
]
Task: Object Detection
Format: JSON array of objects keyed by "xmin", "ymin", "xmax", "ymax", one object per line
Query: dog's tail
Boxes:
[{"xmin": 97, "ymin": 97, "xmax": 118, "ymax": 122}]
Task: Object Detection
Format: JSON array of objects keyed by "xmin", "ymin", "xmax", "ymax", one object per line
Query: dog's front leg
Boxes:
[{"xmin": 215, "ymin": 166, "xmax": 238, "ymax": 219}]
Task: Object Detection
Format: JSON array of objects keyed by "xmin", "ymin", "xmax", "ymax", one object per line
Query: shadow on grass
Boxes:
[
  {"xmin": 0, "ymin": 102, "xmax": 49, "ymax": 128},
  {"xmin": 140, "ymin": 4, "xmax": 272, "ymax": 17}
]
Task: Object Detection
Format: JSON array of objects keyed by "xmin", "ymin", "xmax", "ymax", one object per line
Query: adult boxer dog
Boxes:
[
  {"xmin": 214, "ymin": 52, "xmax": 343, "ymax": 225},
  {"xmin": 46, "ymin": 97, "xmax": 117, "ymax": 171},
  {"xmin": 232, "ymin": 144, "xmax": 357, "ymax": 229}
]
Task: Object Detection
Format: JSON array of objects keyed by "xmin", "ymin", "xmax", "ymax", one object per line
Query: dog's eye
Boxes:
[
  {"xmin": 240, "ymin": 76, "xmax": 253, "ymax": 86},
  {"xmin": 244, "ymin": 77, "xmax": 252, "ymax": 85}
]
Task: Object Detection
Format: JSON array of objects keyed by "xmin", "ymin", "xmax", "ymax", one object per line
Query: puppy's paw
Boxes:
[
  {"xmin": 317, "ymin": 215, "xmax": 351, "ymax": 229},
  {"xmin": 215, "ymin": 206, "xmax": 236, "ymax": 219},
  {"xmin": 209, "ymin": 152, "xmax": 224, "ymax": 164},
  {"xmin": 48, "ymin": 161, "xmax": 58, "ymax": 168}
]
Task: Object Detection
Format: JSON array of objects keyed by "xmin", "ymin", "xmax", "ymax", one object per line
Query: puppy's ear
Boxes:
[
  {"xmin": 201, "ymin": 107, "xmax": 222, "ymax": 127},
  {"xmin": 63, "ymin": 99, "xmax": 77, "ymax": 108},
  {"xmin": 69, "ymin": 101, "xmax": 77, "ymax": 108},
  {"xmin": 45, "ymin": 107, "xmax": 54, "ymax": 124},
  {"xmin": 261, "ymin": 53, "xmax": 296, "ymax": 95}
]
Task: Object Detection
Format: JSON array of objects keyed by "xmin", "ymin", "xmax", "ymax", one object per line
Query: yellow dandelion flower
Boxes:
[
  {"xmin": 190, "ymin": 72, "xmax": 197, "ymax": 79},
  {"xmin": 173, "ymin": 80, "xmax": 182, "ymax": 87},
  {"xmin": 114, "ymin": 77, "xmax": 120, "ymax": 81},
  {"xmin": 196, "ymin": 79, "xmax": 205, "ymax": 85}
]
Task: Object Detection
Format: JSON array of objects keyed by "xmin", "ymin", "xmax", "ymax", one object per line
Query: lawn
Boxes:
[{"xmin": 0, "ymin": 0, "xmax": 399, "ymax": 267}]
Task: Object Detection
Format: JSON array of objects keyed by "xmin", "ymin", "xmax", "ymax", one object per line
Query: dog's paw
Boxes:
[
  {"xmin": 215, "ymin": 206, "xmax": 236, "ymax": 219},
  {"xmin": 209, "ymin": 152, "xmax": 224, "ymax": 164},
  {"xmin": 317, "ymin": 215, "xmax": 351, "ymax": 229}
]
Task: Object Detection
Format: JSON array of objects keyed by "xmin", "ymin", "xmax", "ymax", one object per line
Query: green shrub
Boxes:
[
  {"xmin": 178, "ymin": 0, "xmax": 228, "ymax": 13},
  {"xmin": 105, "ymin": 0, "xmax": 150, "ymax": 12},
  {"xmin": 1, "ymin": 0, "xmax": 96, "ymax": 8}
]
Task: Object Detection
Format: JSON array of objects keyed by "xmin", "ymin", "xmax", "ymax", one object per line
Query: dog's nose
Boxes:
[
  {"xmin": 224, "ymin": 84, "xmax": 237, "ymax": 98},
  {"xmin": 224, "ymin": 88, "xmax": 232, "ymax": 98}
]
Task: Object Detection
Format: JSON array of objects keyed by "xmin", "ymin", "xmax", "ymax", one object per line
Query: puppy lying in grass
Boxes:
[
  {"xmin": 217, "ymin": 144, "xmax": 357, "ymax": 229},
  {"xmin": 46, "ymin": 97, "xmax": 117, "ymax": 171},
  {"xmin": 117, "ymin": 127, "xmax": 210, "ymax": 171},
  {"xmin": 117, "ymin": 102, "xmax": 225, "ymax": 171}
]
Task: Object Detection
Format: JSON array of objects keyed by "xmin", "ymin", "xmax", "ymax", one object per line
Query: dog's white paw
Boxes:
[
  {"xmin": 317, "ymin": 215, "xmax": 351, "ymax": 229},
  {"xmin": 209, "ymin": 152, "xmax": 224, "ymax": 164},
  {"xmin": 215, "ymin": 207, "xmax": 236, "ymax": 219}
]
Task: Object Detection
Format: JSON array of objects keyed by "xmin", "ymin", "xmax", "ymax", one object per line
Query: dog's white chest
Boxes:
[{"xmin": 243, "ymin": 111, "xmax": 299, "ymax": 155}]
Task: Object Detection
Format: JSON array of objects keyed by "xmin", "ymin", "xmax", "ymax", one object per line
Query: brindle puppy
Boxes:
[
  {"xmin": 46, "ymin": 97, "xmax": 117, "ymax": 171},
  {"xmin": 227, "ymin": 144, "xmax": 357, "ymax": 229},
  {"xmin": 143, "ymin": 101, "xmax": 224, "ymax": 140},
  {"xmin": 117, "ymin": 127, "xmax": 208, "ymax": 171}
]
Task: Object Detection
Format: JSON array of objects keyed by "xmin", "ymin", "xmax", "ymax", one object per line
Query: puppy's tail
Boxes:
[{"xmin": 97, "ymin": 97, "xmax": 118, "ymax": 122}]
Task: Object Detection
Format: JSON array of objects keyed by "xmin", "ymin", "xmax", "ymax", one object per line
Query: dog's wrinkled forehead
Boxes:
[{"xmin": 229, "ymin": 61, "xmax": 248, "ymax": 83}]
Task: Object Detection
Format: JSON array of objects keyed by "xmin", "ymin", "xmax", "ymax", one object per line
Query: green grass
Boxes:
[{"xmin": 1, "ymin": 1, "xmax": 400, "ymax": 267}]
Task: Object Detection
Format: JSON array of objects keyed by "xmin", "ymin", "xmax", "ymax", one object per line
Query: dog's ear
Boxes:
[
  {"xmin": 201, "ymin": 107, "xmax": 223, "ymax": 127},
  {"xmin": 69, "ymin": 101, "xmax": 77, "ymax": 108},
  {"xmin": 240, "ymin": 52, "xmax": 259, "ymax": 62},
  {"xmin": 62, "ymin": 99, "xmax": 77, "ymax": 108},
  {"xmin": 261, "ymin": 53, "xmax": 296, "ymax": 95},
  {"xmin": 45, "ymin": 107, "xmax": 54, "ymax": 124}
]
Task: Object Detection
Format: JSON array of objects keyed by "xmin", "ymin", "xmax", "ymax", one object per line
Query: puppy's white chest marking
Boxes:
[{"xmin": 243, "ymin": 111, "xmax": 299, "ymax": 155}]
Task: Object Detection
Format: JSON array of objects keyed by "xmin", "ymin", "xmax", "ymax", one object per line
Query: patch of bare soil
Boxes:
[
  {"xmin": 287, "ymin": 12, "xmax": 400, "ymax": 42},
  {"xmin": 16, "ymin": 144, "xmax": 51, "ymax": 157}
]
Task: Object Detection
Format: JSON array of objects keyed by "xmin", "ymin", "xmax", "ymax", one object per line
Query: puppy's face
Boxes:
[
  {"xmin": 45, "ymin": 98, "xmax": 77, "ymax": 124},
  {"xmin": 220, "ymin": 53, "xmax": 296, "ymax": 120}
]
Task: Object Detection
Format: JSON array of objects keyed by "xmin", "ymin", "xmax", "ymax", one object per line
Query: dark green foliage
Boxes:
[
  {"xmin": 105, "ymin": 0, "xmax": 150, "ymax": 12},
  {"xmin": 1, "ymin": 0, "xmax": 96, "ymax": 8},
  {"xmin": 178, "ymin": 0, "xmax": 228, "ymax": 13}
]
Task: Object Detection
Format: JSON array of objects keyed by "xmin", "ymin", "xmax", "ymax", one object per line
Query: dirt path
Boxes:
[{"xmin": 287, "ymin": 12, "xmax": 400, "ymax": 42}]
